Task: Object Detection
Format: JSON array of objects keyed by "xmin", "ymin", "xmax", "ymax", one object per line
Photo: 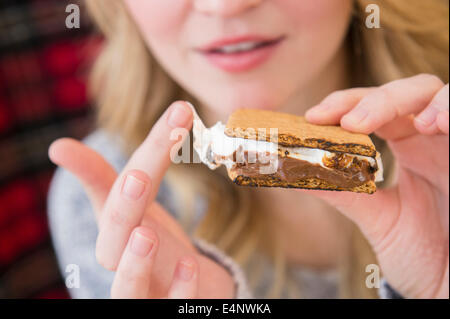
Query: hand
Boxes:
[
  {"xmin": 49, "ymin": 101, "xmax": 235, "ymax": 298},
  {"xmin": 305, "ymin": 74, "xmax": 449, "ymax": 298}
]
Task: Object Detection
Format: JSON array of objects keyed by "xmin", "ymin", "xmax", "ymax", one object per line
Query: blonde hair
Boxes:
[{"xmin": 85, "ymin": 0, "xmax": 449, "ymax": 298}]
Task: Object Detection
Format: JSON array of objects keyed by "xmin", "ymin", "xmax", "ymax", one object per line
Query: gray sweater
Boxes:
[{"xmin": 47, "ymin": 130, "xmax": 399, "ymax": 299}]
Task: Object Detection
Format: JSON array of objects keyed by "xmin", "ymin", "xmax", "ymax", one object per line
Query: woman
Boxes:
[{"xmin": 48, "ymin": 0, "xmax": 449, "ymax": 298}]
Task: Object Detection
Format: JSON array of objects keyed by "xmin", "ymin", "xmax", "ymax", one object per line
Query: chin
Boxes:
[
  {"xmin": 208, "ymin": 94, "xmax": 283, "ymax": 118},
  {"xmin": 219, "ymin": 84, "xmax": 288, "ymax": 113}
]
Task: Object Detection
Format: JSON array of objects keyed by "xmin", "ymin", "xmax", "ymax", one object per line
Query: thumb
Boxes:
[
  {"xmin": 300, "ymin": 187, "xmax": 400, "ymax": 248},
  {"xmin": 49, "ymin": 138, "xmax": 117, "ymax": 219}
]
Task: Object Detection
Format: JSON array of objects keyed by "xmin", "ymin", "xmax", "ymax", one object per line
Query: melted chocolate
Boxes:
[{"xmin": 230, "ymin": 152, "xmax": 375, "ymax": 188}]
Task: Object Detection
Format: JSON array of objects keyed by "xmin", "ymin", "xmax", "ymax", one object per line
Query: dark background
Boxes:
[{"xmin": 0, "ymin": 0, "xmax": 99, "ymax": 298}]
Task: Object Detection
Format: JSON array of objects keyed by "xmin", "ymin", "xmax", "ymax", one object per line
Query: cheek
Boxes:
[
  {"xmin": 278, "ymin": 0, "xmax": 352, "ymax": 31},
  {"xmin": 124, "ymin": 0, "xmax": 189, "ymax": 35}
]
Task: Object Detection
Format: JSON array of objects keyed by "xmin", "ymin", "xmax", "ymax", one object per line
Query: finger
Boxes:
[
  {"xmin": 48, "ymin": 138, "xmax": 117, "ymax": 216},
  {"xmin": 372, "ymin": 115, "xmax": 418, "ymax": 141},
  {"xmin": 150, "ymin": 202, "xmax": 195, "ymax": 250},
  {"xmin": 167, "ymin": 256, "xmax": 198, "ymax": 299},
  {"xmin": 414, "ymin": 84, "xmax": 449, "ymax": 135},
  {"xmin": 96, "ymin": 170, "xmax": 152, "ymax": 270},
  {"xmin": 436, "ymin": 111, "xmax": 449, "ymax": 135},
  {"xmin": 111, "ymin": 227, "xmax": 158, "ymax": 299},
  {"xmin": 340, "ymin": 74, "xmax": 445, "ymax": 139},
  {"xmin": 305, "ymin": 88, "xmax": 374, "ymax": 125},
  {"xmin": 97, "ymin": 101, "xmax": 193, "ymax": 270},
  {"xmin": 298, "ymin": 187, "xmax": 400, "ymax": 249},
  {"xmin": 122, "ymin": 100, "xmax": 193, "ymax": 199}
]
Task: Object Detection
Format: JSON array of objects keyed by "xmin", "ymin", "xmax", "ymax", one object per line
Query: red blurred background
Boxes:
[{"xmin": 0, "ymin": 0, "xmax": 100, "ymax": 298}]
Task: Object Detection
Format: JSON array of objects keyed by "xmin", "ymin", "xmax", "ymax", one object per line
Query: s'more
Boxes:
[{"xmin": 192, "ymin": 107, "xmax": 383, "ymax": 194}]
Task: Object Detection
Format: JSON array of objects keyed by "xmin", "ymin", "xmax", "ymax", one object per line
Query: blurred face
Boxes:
[{"xmin": 124, "ymin": 0, "xmax": 353, "ymax": 119}]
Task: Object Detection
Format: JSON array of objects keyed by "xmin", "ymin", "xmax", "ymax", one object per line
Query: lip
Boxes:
[{"xmin": 197, "ymin": 35, "xmax": 285, "ymax": 73}]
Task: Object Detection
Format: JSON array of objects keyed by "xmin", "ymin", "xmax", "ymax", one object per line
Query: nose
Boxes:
[{"xmin": 193, "ymin": 0, "xmax": 263, "ymax": 17}]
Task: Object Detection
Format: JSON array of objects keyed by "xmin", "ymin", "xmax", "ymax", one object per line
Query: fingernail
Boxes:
[
  {"xmin": 168, "ymin": 103, "xmax": 191, "ymax": 128},
  {"xmin": 343, "ymin": 107, "xmax": 369, "ymax": 125},
  {"xmin": 416, "ymin": 106, "xmax": 439, "ymax": 127},
  {"xmin": 130, "ymin": 231, "xmax": 154, "ymax": 257},
  {"xmin": 176, "ymin": 259, "xmax": 195, "ymax": 281},
  {"xmin": 121, "ymin": 175, "xmax": 146, "ymax": 200}
]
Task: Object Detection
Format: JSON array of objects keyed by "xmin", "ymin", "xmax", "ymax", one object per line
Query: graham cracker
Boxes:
[
  {"xmin": 228, "ymin": 169, "xmax": 377, "ymax": 194},
  {"xmin": 225, "ymin": 109, "xmax": 376, "ymax": 157}
]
